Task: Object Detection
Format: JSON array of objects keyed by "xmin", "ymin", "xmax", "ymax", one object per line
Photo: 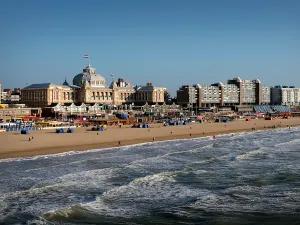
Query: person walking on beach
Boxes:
[
  {"xmin": 153, "ymin": 137, "xmax": 155, "ymax": 141},
  {"xmin": 190, "ymin": 133, "xmax": 192, "ymax": 138},
  {"xmin": 118, "ymin": 141, "xmax": 121, "ymax": 146},
  {"xmin": 28, "ymin": 137, "xmax": 31, "ymax": 142}
]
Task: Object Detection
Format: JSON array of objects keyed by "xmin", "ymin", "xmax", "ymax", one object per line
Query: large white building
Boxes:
[
  {"xmin": 22, "ymin": 63, "xmax": 166, "ymax": 107},
  {"xmin": 271, "ymin": 86, "xmax": 300, "ymax": 106}
]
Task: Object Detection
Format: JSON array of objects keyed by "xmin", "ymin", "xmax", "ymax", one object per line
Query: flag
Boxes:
[
  {"xmin": 110, "ymin": 73, "xmax": 114, "ymax": 77},
  {"xmin": 84, "ymin": 54, "xmax": 89, "ymax": 58}
]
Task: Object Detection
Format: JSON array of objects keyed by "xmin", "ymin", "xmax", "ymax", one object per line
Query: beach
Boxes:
[{"xmin": 1, "ymin": 117, "xmax": 300, "ymax": 160}]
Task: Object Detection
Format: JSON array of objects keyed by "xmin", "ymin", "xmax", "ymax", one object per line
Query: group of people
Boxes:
[{"xmin": 264, "ymin": 125, "xmax": 277, "ymax": 129}]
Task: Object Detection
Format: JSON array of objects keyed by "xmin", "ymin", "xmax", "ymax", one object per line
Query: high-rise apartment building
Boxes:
[
  {"xmin": 176, "ymin": 85, "xmax": 198, "ymax": 107},
  {"xmin": 177, "ymin": 77, "xmax": 270, "ymax": 108},
  {"xmin": 262, "ymin": 86, "xmax": 271, "ymax": 104},
  {"xmin": 271, "ymin": 86, "xmax": 300, "ymax": 106}
]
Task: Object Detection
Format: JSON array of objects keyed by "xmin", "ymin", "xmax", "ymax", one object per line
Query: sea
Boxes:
[{"xmin": 1, "ymin": 128, "xmax": 300, "ymax": 225}]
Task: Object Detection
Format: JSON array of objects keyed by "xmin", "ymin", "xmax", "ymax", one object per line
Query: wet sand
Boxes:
[{"xmin": 1, "ymin": 117, "xmax": 299, "ymax": 160}]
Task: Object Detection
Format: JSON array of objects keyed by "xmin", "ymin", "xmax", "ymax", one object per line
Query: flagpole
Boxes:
[{"xmin": 84, "ymin": 54, "xmax": 90, "ymax": 66}]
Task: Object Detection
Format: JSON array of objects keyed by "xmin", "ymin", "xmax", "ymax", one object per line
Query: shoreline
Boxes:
[
  {"xmin": 0, "ymin": 128, "xmax": 285, "ymax": 162},
  {"xmin": 1, "ymin": 118, "xmax": 300, "ymax": 160}
]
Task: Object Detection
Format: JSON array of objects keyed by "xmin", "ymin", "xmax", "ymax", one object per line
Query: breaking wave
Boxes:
[{"xmin": 1, "ymin": 128, "xmax": 300, "ymax": 224}]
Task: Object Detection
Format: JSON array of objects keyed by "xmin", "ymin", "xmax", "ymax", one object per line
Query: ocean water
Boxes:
[{"xmin": 1, "ymin": 128, "xmax": 300, "ymax": 225}]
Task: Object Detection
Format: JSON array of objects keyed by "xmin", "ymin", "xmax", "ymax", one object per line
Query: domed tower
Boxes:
[
  {"xmin": 73, "ymin": 64, "xmax": 106, "ymax": 88},
  {"xmin": 62, "ymin": 78, "xmax": 69, "ymax": 86}
]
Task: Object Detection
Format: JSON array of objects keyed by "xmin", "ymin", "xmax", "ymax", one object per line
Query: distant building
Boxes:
[
  {"xmin": 199, "ymin": 83, "xmax": 222, "ymax": 107},
  {"xmin": 22, "ymin": 64, "xmax": 166, "ymax": 107},
  {"xmin": 176, "ymin": 85, "xmax": 198, "ymax": 107},
  {"xmin": 261, "ymin": 86, "xmax": 271, "ymax": 105},
  {"xmin": 0, "ymin": 88, "xmax": 22, "ymax": 104},
  {"xmin": 0, "ymin": 106, "xmax": 41, "ymax": 121},
  {"xmin": 177, "ymin": 77, "xmax": 270, "ymax": 108},
  {"xmin": 271, "ymin": 85, "xmax": 300, "ymax": 106},
  {"xmin": 1, "ymin": 92, "xmax": 9, "ymax": 104}
]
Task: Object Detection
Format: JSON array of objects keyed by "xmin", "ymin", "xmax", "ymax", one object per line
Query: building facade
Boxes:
[
  {"xmin": 200, "ymin": 84, "xmax": 222, "ymax": 107},
  {"xmin": 177, "ymin": 77, "xmax": 270, "ymax": 108},
  {"xmin": 0, "ymin": 88, "xmax": 22, "ymax": 104},
  {"xmin": 271, "ymin": 86, "xmax": 300, "ymax": 106},
  {"xmin": 1, "ymin": 92, "xmax": 8, "ymax": 104},
  {"xmin": 176, "ymin": 85, "xmax": 198, "ymax": 107},
  {"xmin": 22, "ymin": 64, "xmax": 165, "ymax": 107},
  {"xmin": 222, "ymin": 82, "xmax": 240, "ymax": 105},
  {"xmin": 261, "ymin": 86, "xmax": 271, "ymax": 104}
]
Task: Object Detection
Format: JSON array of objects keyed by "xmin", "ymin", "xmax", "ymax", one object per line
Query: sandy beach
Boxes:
[{"xmin": 1, "ymin": 117, "xmax": 300, "ymax": 160}]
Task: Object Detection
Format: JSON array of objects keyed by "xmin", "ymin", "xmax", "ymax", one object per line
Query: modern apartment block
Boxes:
[
  {"xmin": 271, "ymin": 86, "xmax": 300, "ymax": 106},
  {"xmin": 222, "ymin": 81, "xmax": 240, "ymax": 105},
  {"xmin": 176, "ymin": 85, "xmax": 198, "ymax": 107},
  {"xmin": 177, "ymin": 77, "xmax": 270, "ymax": 108},
  {"xmin": 262, "ymin": 86, "xmax": 271, "ymax": 104},
  {"xmin": 199, "ymin": 83, "xmax": 222, "ymax": 107},
  {"xmin": 0, "ymin": 88, "xmax": 22, "ymax": 104}
]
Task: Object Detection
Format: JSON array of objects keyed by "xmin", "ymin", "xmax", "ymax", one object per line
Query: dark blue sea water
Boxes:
[{"xmin": 1, "ymin": 128, "xmax": 300, "ymax": 225}]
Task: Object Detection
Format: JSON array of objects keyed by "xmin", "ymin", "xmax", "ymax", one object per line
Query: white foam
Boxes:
[
  {"xmin": 0, "ymin": 129, "xmax": 263, "ymax": 163},
  {"xmin": 2, "ymin": 126, "xmax": 300, "ymax": 223},
  {"xmin": 235, "ymin": 147, "xmax": 268, "ymax": 160},
  {"xmin": 62, "ymin": 171, "xmax": 211, "ymax": 218}
]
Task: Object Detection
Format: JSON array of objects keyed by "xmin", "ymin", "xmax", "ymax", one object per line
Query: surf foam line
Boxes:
[
  {"xmin": 42, "ymin": 170, "xmax": 212, "ymax": 220},
  {"xmin": 1, "ymin": 127, "xmax": 299, "ymax": 163},
  {"xmin": 0, "ymin": 137, "xmax": 213, "ymax": 163}
]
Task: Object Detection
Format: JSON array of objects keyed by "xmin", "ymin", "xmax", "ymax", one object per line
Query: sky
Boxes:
[{"xmin": 0, "ymin": 0, "xmax": 299, "ymax": 96}]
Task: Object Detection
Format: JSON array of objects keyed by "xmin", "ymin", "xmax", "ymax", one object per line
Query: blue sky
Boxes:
[{"xmin": 1, "ymin": 0, "xmax": 299, "ymax": 96}]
